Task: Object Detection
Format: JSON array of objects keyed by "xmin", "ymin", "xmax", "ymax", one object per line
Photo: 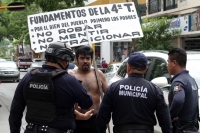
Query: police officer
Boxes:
[
  {"xmin": 9, "ymin": 42, "xmax": 93, "ymax": 133},
  {"xmin": 96, "ymin": 52, "xmax": 172, "ymax": 133},
  {"xmin": 167, "ymin": 48, "xmax": 198, "ymax": 132}
]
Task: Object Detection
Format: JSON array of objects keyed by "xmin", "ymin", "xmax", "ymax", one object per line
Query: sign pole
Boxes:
[{"xmin": 85, "ymin": 24, "xmax": 111, "ymax": 133}]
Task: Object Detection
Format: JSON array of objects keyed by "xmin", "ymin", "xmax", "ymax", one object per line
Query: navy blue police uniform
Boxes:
[
  {"xmin": 96, "ymin": 52, "xmax": 172, "ymax": 133},
  {"xmin": 9, "ymin": 42, "xmax": 93, "ymax": 133},
  {"xmin": 168, "ymin": 70, "xmax": 198, "ymax": 132}
]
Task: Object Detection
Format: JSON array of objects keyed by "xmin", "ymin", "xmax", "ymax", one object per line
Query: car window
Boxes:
[
  {"xmin": 144, "ymin": 58, "xmax": 153, "ymax": 78},
  {"xmin": 117, "ymin": 61, "xmax": 127, "ymax": 78},
  {"xmin": 149, "ymin": 59, "xmax": 170, "ymax": 82},
  {"xmin": 117, "ymin": 58, "xmax": 153, "ymax": 78},
  {"xmin": 105, "ymin": 65, "xmax": 114, "ymax": 73}
]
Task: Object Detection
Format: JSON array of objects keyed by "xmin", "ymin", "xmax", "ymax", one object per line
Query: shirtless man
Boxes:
[{"xmin": 69, "ymin": 45, "xmax": 108, "ymax": 133}]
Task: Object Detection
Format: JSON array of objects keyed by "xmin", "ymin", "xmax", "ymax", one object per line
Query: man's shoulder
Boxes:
[{"xmin": 68, "ymin": 68, "xmax": 78, "ymax": 75}]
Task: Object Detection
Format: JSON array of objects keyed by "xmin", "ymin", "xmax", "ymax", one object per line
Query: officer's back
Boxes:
[
  {"xmin": 96, "ymin": 52, "xmax": 172, "ymax": 133},
  {"xmin": 9, "ymin": 42, "xmax": 93, "ymax": 133}
]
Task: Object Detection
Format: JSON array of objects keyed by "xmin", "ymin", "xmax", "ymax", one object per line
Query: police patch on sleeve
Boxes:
[
  {"xmin": 192, "ymin": 85, "xmax": 198, "ymax": 91},
  {"xmin": 174, "ymin": 85, "xmax": 180, "ymax": 92},
  {"xmin": 29, "ymin": 82, "xmax": 49, "ymax": 90}
]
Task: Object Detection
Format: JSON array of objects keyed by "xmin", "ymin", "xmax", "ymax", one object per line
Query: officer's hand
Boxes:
[{"xmin": 172, "ymin": 117, "xmax": 179, "ymax": 122}]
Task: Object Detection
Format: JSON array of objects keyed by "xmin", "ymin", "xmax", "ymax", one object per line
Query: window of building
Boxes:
[
  {"xmin": 164, "ymin": 0, "xmax": 177, "ymax": 11},
  {"xmin": 148, "ymin": 0, "xmax": 161, "ymax": 14}
]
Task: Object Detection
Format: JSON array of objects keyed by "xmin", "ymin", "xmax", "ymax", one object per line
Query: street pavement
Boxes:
[
  {"xmin": 0, "ymin": 90, "xmax": 26, "ymax": 133},
  {"xmin": 0, "ymin": 70, "xmax": 27, "ymax": 133}
]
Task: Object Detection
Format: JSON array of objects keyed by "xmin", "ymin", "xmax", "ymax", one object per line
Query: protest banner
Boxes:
[{"xmin": 27, "ymin": 2, "xmax": 143, "ymax": 53}]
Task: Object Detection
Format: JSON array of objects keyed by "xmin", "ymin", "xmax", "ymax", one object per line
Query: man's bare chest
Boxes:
[{"xmin": 81, "ymin": 76, "xmax": 99, "ymax": 92}]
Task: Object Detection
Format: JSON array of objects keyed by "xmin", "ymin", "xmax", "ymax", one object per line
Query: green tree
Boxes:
[
  {"xmin": 136, "ymin": 17, "xmax": 181, "ymax": 51},
  {"xmin": 0, "ymin": 0, "xmax": 9, "ymax": 41},
  {"xmin": 17, "ymin": 0, "xmax": 86, "ymax": 12}
]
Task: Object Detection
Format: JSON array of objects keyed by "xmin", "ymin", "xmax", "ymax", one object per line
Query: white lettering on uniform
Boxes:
[
  {"xmin": 120, "ymin": 85, "xmax": 124, "ymax": 90},
  {"xmin": 136, "ymin": 86, "xmax": 140, "ymax": 91},
  {"xmin": 118, "ymin": 84, "xmax": 148, "ymax": 99},
  {"xmin": 124, "ymin": 85, "xmax": 129, "ymax": 90},
  {"xmin": 29, "ymin": 83, "xmax": 48, "ymax": 90}
]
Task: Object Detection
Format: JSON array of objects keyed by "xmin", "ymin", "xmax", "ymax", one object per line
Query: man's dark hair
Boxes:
[
  {"xmin": 75, "ymin": 45, "xmax": 93, "ymax": 60},
  {"xmin": 168, "ymin": 48, "xmax": 187, "ymax": 67}
]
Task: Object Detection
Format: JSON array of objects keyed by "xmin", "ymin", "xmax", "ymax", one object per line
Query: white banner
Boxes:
[
  {"xmin": 169, "ymin": 15, "xmax": 190, "ymax": 33},
  {"xmin": 27, "ymin": 2, "xmax": 143, "ymax": 53}
]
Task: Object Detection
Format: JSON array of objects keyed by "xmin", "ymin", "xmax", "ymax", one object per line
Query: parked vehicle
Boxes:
[
  {"xmin": 92, "ymin": 64, "xmax": 107, "ymax": 73},
  {"xmin": 17, "ymin": 56, "xmax": 32, "ymax": 70},
  {"xmin": 0, "ymin": 61, "xmax": 20, "ymax": 82},
  {"xmin": 27, "ymin": 61, "xmax": 77, "ymax": 73},
  {"xmin": 0, "ymin": 59, "xmax": 6, "ymax": 61},
  {"xmin": 104, "ymin": 63, "xmax": 121, "ymax": 82},
  {"xmin": 27, "ymin": 60, "xmax": 46, "ymax": 72},
  {"xmin": 108, "ymin": 50, "xmax": 200, "ymax": 88},
  {"xmin": 32, "ymin": 58, "xmax": 43, "ymax": 62}
]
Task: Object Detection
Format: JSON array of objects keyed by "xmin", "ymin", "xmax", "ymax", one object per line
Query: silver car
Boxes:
[
  {"xmin": 0, "ymin": 61, "xmax": 20, "ymax": 82},
  {"xmin": 104, "ymin": 63, "xmax": 121, "ymax": 83}
]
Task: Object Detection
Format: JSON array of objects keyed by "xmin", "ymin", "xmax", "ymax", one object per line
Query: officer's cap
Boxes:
[{"xmin": 127, "ymin": 52, "xmax": 147, "ymax": 69}]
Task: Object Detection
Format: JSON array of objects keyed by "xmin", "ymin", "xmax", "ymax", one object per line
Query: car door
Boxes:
[{"xmin": 146, "ymin": 58, "xmax": 171, "ymax": 104}]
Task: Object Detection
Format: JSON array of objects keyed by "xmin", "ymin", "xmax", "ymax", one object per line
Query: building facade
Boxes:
[{"xmin": 143, "ymin": 0, "xmax": 200, "ymax": 49}]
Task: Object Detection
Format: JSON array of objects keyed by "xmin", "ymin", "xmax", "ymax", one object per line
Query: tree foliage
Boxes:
[
  {"xmin": 17, "ymin": 0, "xmax": 86, "ymax": 12},
  {"xmin": 136, "ymin": 17, "xmax": 181, "ymax": 51}
]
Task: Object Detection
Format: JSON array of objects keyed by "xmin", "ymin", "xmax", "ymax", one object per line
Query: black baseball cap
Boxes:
[{"xmin": 127, "ymin": 52, "xmax": 147, "ymax": 69}]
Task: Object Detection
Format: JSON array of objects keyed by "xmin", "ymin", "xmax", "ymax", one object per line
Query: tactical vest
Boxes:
[{"xmin": 24, "ymin": 69, "xmax": 74, "ymax": 123}]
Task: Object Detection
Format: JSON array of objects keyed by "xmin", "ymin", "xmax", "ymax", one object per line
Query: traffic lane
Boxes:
[{"xmin": 0, "ymin": 73, "xmax": 27, "ymax": 133}]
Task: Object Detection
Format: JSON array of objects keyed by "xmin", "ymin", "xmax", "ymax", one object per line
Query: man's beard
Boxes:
[{"xmin": 82, "ymin": 64, "xmax": 90, "ymax": 71}]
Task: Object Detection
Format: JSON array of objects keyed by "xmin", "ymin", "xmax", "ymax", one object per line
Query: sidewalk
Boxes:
[{"xmin": 0, "ymin": 95, "xmax": 26, "ymax": 133}]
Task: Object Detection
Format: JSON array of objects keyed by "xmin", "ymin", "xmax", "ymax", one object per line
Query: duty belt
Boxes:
[
  {"xmin": 113, "ymin": 124, "xmax": 154, "ymax": 132},
  {"xmin": 26, "ymin": 123, "xmax": 73, "ymax": 133}
]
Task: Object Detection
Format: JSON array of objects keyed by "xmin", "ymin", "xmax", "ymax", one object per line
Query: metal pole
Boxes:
[{"xmin": 84, "ymin": 24, "xmax": 111, "ymax": 133}]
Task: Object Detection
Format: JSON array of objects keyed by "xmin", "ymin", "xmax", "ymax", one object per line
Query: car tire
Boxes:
[{"xmin": 16, "ymin": 79, "xmax": 19, "ymax": 82}]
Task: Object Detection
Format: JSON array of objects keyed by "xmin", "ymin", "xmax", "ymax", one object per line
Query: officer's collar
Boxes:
[
  {"xmin": 128, "ymin": 73, "xmax": 144, "ymax": 78},
  {"xmin": 171, "ymin": 70, "xmax": 189, "ymax": 82},
  {"xmin": 42, "ymin": 64, "xmax": 57, "ymax": 70}
]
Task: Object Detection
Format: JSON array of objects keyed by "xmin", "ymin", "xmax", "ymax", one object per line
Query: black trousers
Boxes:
[
  {"xmin": 74, "ymin": 115, "xmax": 98, "ymax": 133},
  {"xmin": 114, "ymin": 130, "xmax": 154, "ymax": 133},
  {"xmin": 24, "ymin": 129, "xmax": 35, "ymax": 133}
]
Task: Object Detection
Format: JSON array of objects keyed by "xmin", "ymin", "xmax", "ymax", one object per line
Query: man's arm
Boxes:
[
  {"xmin": 98, "ymin": 70, "xmax": 108, "ymax": 93},
  {"xmin": 74, "ymin": 109, "xmax": 94, "ymax": 120},
  {"xmin": 169, "ymin": 82, "xmax": 185, "ymax": 120},
  {"xmin": 155, "ymin": 86, "xmax": 172, "ymax": 133},
  {"xmin": 9, "ymin": 74, "xmax": 29, "ymax": 133}
]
